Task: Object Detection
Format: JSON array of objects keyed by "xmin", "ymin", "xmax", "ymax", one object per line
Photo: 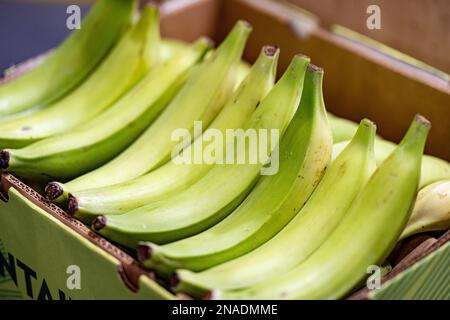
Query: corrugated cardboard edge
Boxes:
[
  {"xmin": 349, "ymin": 229, "xmax": 450, "ymax": 300},
  {"xmin": 1, "ymin": 172, "xmax": 449, "ymax": 300},
  {"xmin": 0, "ymin": 173, "xmax": 155, "ymax": 295}
]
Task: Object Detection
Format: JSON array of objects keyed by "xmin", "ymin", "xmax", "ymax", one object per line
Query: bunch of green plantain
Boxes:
[{"xmin": 1, "ymin": 1, "xmax": 449, "ymax": 300}]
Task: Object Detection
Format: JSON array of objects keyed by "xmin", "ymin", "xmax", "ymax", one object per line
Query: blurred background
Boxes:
[
  {"xmin": 1, "ymin": 0, "xmax": 449, "ymax": 73},
  {"xmin": 0, "ymin": 1, "xmax": 90, "ymax": 71}
]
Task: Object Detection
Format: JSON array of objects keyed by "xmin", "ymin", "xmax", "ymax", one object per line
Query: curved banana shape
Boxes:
[
  {"xmin": 0, "ymin": 0, "xmax": 136, "ymax": 117},
  {"xmin": 333, "ymin": 138, "xmax": 450, "ymax": 189},
  {"xmin": 215, "ymin": 115, "xmax": 430, "ymax": 300},
  {"xmin": 174, "ymin": 118, "xmax": 377, "ymax": 298},
  {"xmin": 137, "ymin": 64, "xmax": 332, "ymax": 277},
  {"xmin": 92, "ymin": 54, "xmax": 311, "ymax": 247},
  {"xmin": 0, "ymin": 38, "xmax": 209, "ymax": 182},
  {"xmin": 55, "ymin": 20, "xmax": 251, "ymax": 192},
  {"xmin": 0, "ymin": 39, "xmax": 187, "ymax": 124},
  {"xmin": 401, "ymin": 179, "xmax": 450, "ymax": 239},
  {"xmin": 0, "ymin": 6, "xmax": 159, "ymax": 148},
  {"xmin": 56, "ymin": 46, "xmax": 278, "ymax": 221}
]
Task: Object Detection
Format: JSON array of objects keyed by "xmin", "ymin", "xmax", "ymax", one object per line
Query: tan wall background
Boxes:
[
  {"xmin": 18, "ymin": 0, "xmax": 450, "ymax": 72},
  {"xmin": 287, "ymin": 0, "xmax": 450, "ymax": 72}
]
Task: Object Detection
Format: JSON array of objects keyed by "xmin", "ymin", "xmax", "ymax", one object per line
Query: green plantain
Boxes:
[
  {"xmin": 52, "ymin": 20, "xmax": 252, "ymax": 192},
  {"xmin": 0, "ymin": 38, "xmax": 210, "ymax": 182},
  {"xmin": 333, "ymin": 138, "xmax": 450, "ymax": 189},
  {"xmin": 215, "ymin": 115, "xmax": 430, "ymax": 300},
  {"xmin": 92, "ymin": 54, "xmax": 311, "ymax": 247},
  {"xmin": 0, "ymin": 0, "xmax": 136, "ymax": 117},
  {"xmin": 327, "ymin": 112, "xmax": 359, "ymax": 142},
  {"xmin": 174, "ymin": 118, "xmax": 377, "ymax": 298},
  {"xmin": 53, "ymin": 46, "xmax": 278, "ymax": 221},
  {"xmin": 137, "ymin": 64, "xmax": 332, "ymax": 277},
  {"xmin": 0, "ymin": 5, "xmax": 159, "ymax": 148}
]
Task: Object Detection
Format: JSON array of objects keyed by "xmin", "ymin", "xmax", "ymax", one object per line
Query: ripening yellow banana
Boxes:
[{"xmin": 401, "ymin": 179, "xmax": 450, "ymax": 239}]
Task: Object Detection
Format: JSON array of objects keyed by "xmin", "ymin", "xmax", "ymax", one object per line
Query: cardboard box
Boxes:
[
  {"xmin": 288, "ymin": 0, "xmax": 450, "ymax": 73},
  {"xmin": 1, "ymin": 0, "xmax": 449, "ymax": 300}
]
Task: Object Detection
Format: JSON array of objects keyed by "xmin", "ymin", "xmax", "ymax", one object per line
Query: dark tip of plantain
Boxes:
[
  {"xmin": 44, "ymin": 182, "xmax": 63, "ymax": 201},
  {"xmin": 295, "ymin": 53, "xmax": 310, "ymax": 60},
  {"xmin": 170, "ymin": 272, "xmax": 181, "ymax": 289},
  {"xmin": 415, "ymin": 114, "xmax": 431, "ymax": 128},
  {"xmin": 66, "ymin": 194, "xmax": 78, "ymax": 215},
  {"xmin": 137, "ymin": 243, "xmax": 153, "ymax": 263},
  {"xmin": 0, "ymin": 150, "xmax": 10, "ymax": 169},
  {"xmin": 238, "ymin": 19, "xmax": 252, "ymax": 29},
  {"xmin": 361, "ymin": 118, "xmax": 376, "ymax": 128},
  {"xmin": 308, "ymin": 64, "xmax": 324, "ymax": 72},
  {"xmin": 263, "ymin": 45, "xmax": 279, "ymax": 57},
  {"xmin": 203, "ymin": 37, "xmax": 215, "ymax": 48},
  {"xmin": 202, "ymin": 290, "xmax": 214, "ymax": 300},
  {"xmin": 142, "ymin": 2, "xmax": 158, "ymax": 9},
  {"xmin": 92, "ymin": 216, "xmax": 107, "ymax": 231}
]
